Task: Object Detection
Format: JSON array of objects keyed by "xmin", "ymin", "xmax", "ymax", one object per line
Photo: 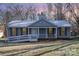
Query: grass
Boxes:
[
  {"xmin": 42, "ymin": 51, "xmax": 65, "ymax": 56},
  {"xmin": 0, "ymin": 39, "xmax": 79, "ymax": 56},
  {"xmin": 0, "ymin": 41, "xmax": 64, "ymax": 55},
  {"xmin": 0, "ymin": 40, "xmax": 69, "ymax": 56},
  {"xmin": 16, "ymin": 46, "xmax": 58, "ymax": 56},
  {"xmin": 41, "ymin": 42, "xmax": 79, "ymax": 56},
  {"xmin": 58, "ymin": 43, "xmax": 79, "ymax": 56}
]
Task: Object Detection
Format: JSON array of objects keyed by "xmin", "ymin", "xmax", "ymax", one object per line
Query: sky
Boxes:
[
  {"xmin": 0, "ymin": 3, "xmax": 48, "ymax": 10},
  {"xmin": 0, "ymin": 3, "xmax": 78, "ymax": 12},
  {"xmin": 0, "ymin": 3, "xmax": 79, "ymax": 14}
]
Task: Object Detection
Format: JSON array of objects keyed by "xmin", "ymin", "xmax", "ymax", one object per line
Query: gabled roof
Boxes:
[{"xmin": 28, "ymin": 19, "xmax": 56, "ymax": 27}]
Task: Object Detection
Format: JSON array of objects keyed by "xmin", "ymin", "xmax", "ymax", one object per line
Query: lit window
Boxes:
[
  {"xmin": 22, "ymin": 28, "xmax": 26, "ymax": 35},
  {"xmin": 12, "ymin": 27, "xmax": 16, "ymax": 36},
  {"xmin": 48, "ymin": 27, "xmax": 52, "ymax": 34},
  {"xmin": 61, "ymin": 27, "xmax": 65, "ymax": 36}
]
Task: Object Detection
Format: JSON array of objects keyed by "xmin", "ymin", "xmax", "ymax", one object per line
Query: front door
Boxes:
[{"xmin": 39, "ymin": 28, "xmax": 46, "ymax": 38}]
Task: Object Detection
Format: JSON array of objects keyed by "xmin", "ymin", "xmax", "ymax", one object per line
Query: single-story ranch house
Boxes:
[{"xmin": 7, "ymin": 17, "xmax": 72, "ymax": 42}]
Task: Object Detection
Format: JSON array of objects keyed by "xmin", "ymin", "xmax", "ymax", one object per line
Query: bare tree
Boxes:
[
  {"xmin": 3, "ymin": 10, "xmax": 12, "ymax": 37},
  {"xmin": 63, "ymin": 3, "xmax": 79, "ymax": 34},
  {"xmin": 54, "ymin": 3, "xmax": 65, "ymax": 20},
  {"xmin": 25, "ymin": 6, "xmax": 37, "ymax": 20},
  {"xmin": 7, "ymin": 4, "xmax": 24, "ymax": 20},
  {"xmin": 47, "ymin": 3, "xmax": 53, "ymax": 19},
  {"xmin": 64, "ymin": 4, "xmax": 78, "ymax": 25}
]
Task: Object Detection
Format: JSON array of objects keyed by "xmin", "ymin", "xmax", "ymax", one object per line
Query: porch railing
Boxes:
[
  {"xmin": 7, "ymin": 34, "xmax": 38, "ymax": 41},
  {"xmin": 38, "ymin": 34, "xmax": 55, "ymax": 38}
]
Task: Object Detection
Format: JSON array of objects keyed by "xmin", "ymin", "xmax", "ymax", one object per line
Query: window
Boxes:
[
  {"xmin": 58, "ymin": 27, "xmax": 65, "ymax": 36},
  {"xmin": 20, "ymin": 28, "xmax": 28, "ymax": 35},
  {"xmin": 48, "ymin": 28, "xmax": 55, "ymax": 37},
  {"xmin": 48, "ymin": 27, "xmax": 52, "ymax": 34},
  {"xmin": 23, "ymin": 28, "xmax": 26, "ymax": 35},
  {"xmin": 12, "ymin": 27, "xmax": 16, "ymax": 36},
  {"xmin": 61, "ymin": 27, "xmax": 65, "ymax": 36}
]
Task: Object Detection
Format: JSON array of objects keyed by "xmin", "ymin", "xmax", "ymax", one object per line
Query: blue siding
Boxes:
[
  {"xmin": 16, "ymin": 28, "xmax": 19, "ymax": 36},
  {"xmin": 57, "ymin": 27, "xmax": 61, "ymax": 36},
  {"xmin": 65, "ymin": 27, "xmax": 70, "ymax": 36},
  {"xmin": 20, "ymin": 28, "xmax": 23, "ymax": 35},
  {"xmin": 65, "ymin": 27, "xmax": 67, "ymax": 36}
]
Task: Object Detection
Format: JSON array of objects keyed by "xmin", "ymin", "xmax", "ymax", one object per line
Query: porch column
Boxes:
[
  {"xmin": 46, "ymin": 28, "xmax": 48, "ymax": 38},
  {"xmin": 55, "ymin": 27, "xmax": 57, "ymax": 38},
  {"xmin": 38, "ymin": 27, "xmax": 39, "ymax": 38},
  {"xmin": 28, "ymin": 28, "xmax": 29, "ymax": 36},
  {"xmin": 18, "ymin": 28, "xmax": 20, "ymax": 40},
  {"xmin": 69, "ymin": 27, "xmax": 71, "ymax": 38}
]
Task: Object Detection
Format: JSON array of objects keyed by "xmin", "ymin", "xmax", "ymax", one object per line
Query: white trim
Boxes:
[
  {"xmin": 55, "ymin": 27, "xmax": 57, "ymax": 38},
  {"xmin": 69, "ymin": 27, "xmax": 71, "ymax": 38},
  {"xmin": 18, "ymin": 28, "xmax": 20, "ymax": 40},
  {"xmin": 38, "ymin": 27, "xmax": 39, "ymax": 38},
  {"xmin": 28, "ymin": 28, "xmax": 29, "ymax": 35},
  {"xmin": 45, "ymin": 28, "xmax": 47, "ymax": 38}
]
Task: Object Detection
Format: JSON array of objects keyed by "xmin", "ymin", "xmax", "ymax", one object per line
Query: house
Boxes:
[{"xmin": 7, "ymin": 18, "xmax": 72, "ymax": 42}]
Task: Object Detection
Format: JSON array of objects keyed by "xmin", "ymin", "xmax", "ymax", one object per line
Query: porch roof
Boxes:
[
  {"xmin": 8, "ymin": 19, "xmax": 71, "ymax": 27},
  {"xmin": 8, "ymin": 20, "xmax": 38, "ymax": 27},
  {"xmin": 49, "ymin": 20, "xmax": 71, "ymax": 27}
]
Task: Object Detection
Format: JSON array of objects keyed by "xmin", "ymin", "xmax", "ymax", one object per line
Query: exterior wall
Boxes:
[
  {"xmin": 7, "ymin": 26, "xmax": 71, "ymax": 42},
  {"xmin": 8, "ymin": 27, "xmax": 71, "ymax": 38}
]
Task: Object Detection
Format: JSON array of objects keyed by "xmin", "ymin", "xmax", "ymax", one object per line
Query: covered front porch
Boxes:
[
  {"xmin": 28, "ymin": 27, "xmax": 71, "ymax": 39},
  {"xmin": 28, "ymin": 27, "xmax": 57, "ymax": 39}
]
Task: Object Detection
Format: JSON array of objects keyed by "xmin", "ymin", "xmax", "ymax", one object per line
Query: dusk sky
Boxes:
[
  {"xmin": 0, "ymin": 3, "xmax": 48, "ymax": 10},
  {"xmin": 0, "ymin": 3, "xmax": 78, "ymax": 13}
]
